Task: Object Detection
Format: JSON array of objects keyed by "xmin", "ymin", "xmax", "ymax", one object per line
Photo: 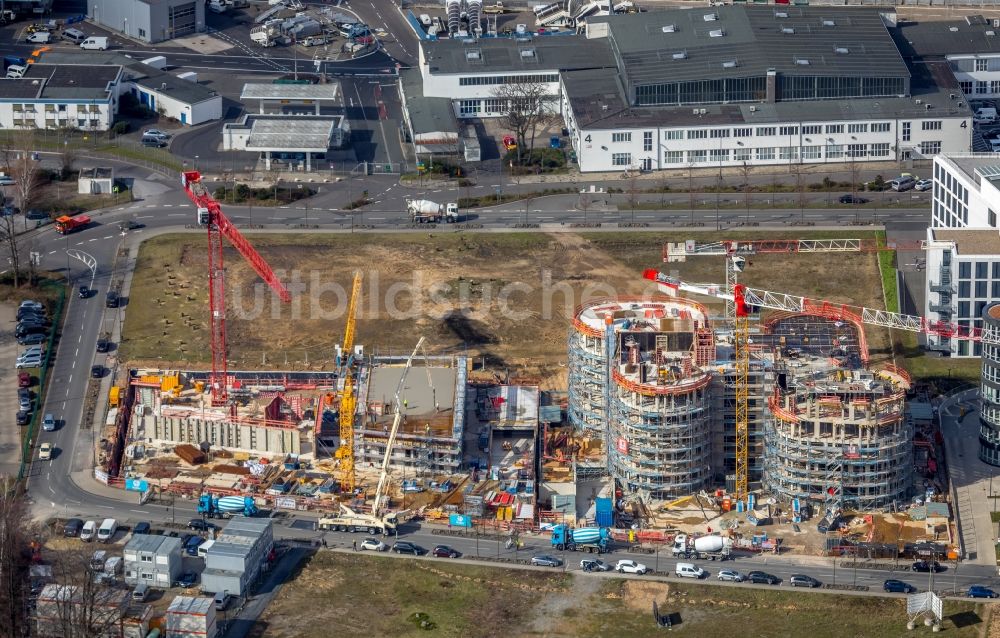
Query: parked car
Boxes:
[
  {"xmin": 883, "ymin": 579, "xmax": 916, "ymax": 594},
  {"xmin": 17, "ymin": 308, "xmax": 46, "ymax": 321},
  {"xmin": 19, "ymin": 300, "xmax": 43, "ymax": 311},
  {"xmin": 78, "ymin": 285, "xmax": 89, "ymax": 298},
  {"xmin": 839, "ymin": 194, "xmax": 869, "ymax": 204},
  {"xmin": 80, "ymin": 520, "xmax": 97, "ymax": 542},
  {"xmin": 188, "ymin": 518, "xmax": 216, "ymax": 532},
  {"xmin": 915, "ymin": 179, "xmax": 933, "ymax": 191},
  {"xmin": 96, "ymin": 338, "xmax": 111, "ymax": 353},
  {"xmin": 18, "ymin": 371, "xmax": 32, "ymax": 387},
  {"xmin": 42, "ymin": 414, "xmax": 55, "ymax": 431},
  {"xmin": 789, "ymin": 574, "xmax": 821, "ymax": 588},
  {"xmin": 180, "ymin": 533, "xmax": 196, "ymax": 547},
  {"xmin": 359, "ymin": 538, "xmax": 387, "ymax": 552},
  {"xmin": 531, "ymin": 554, "xmax": 563, "ymax": 567},
  {"xmin": 63, "ymin": 518, "xmax": 83, "ymax": 537},
  {"xmin": 38, "ymin": 442, "xmax": 52, "ymax": 460},
  {"xmin": 16, "ymin": 411, "xmax": 29, "ymax": 426},
  {"xmin": 616, "ymin": 559, "xmax": 649, "ymax": 575},
  {"xmin": 90, "ymin": 365, "xmax": 104, "ymax": 378},
  {"xmin": 746, "ymin": 571, "xmax": 779, "ymax": 585},
  {"xmin": 717, "ymin": 569, "xmax": 744, "ymax": 582},
  {"xmin": 143, "ymin": 129, "xmax": 170, "ymax": 140},
  {"xmin": 105, "ymin": 291, "xmax": 120, "ymax": 308},
  {"xmin": 184, "ymin": 535, "xmax": 204, "ymax": 556},
  {"xmin": 968, "ymin": 585, "xmax": 998, "ymax": 599},
  {"xmin": 17, "ymin": 333, "xmax": 46, "ymax": 346},
  {"xmin": 16, "ymin": 356, "xmax": 42, "ymax": 369},
  {"xmin": 912, "ymin": 560, "xmax": 944, "ymax": 573},
  {"xmin": 141, "ymin": 136, "xmax": 167, "ymax": 148},
  {"xmin": 580, "ymin": 558, "xmax": 610, "ymax": 572},
  {"xmin": 432, "ymin": 545, "xmax": 460, "ymax": 558},
  {"xmin": 133, "ymin": 522, "xmax": 151, "ymax": 535},
  {"xmin": 392, "ymin": 541, "xmax": 425, "ymax": 555},
  {"xmin": 173, "ymin": 572, "xmax": 198, "ymax": 588}
]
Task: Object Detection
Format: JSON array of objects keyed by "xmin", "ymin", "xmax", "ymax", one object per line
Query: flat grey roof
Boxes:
[
  {"xmin": 422, "ymin": 35, "xmax": 615, "ymax": 75},
  {"xmin": 367, "ymin": 365, "xmax": 457, "ymax": 415},
  {"xmin": 936, "ymin": 153, "xmax": 1000, "ymax": 185},
  {"xmin": 131, "ymin": 71, "xmax": 218, "ymax": 105},
  {"xmin": 563, "ymin": 58, "xmax": 969, "ymax": 129},
  {"xmin": 167, "ymin": 596, "xmax": 214, "ymax": 615},
  {"xmin": 0, "ymin": 64, "xmax": 121, "ymax": 101},
  {"xmin": 400, "ymin": 68, "xmax": 457, "ymax": 142},
  {"xmin": 596, "ymin": 6, "xmax": 908, "ymax": 87},
  {"xmin": 931, "ymin": 228, "xmax": 1000, "ymax": 256},
  {"xmin": 125, "ymin": 534, "xmax": 181, "ymax": 554},
  {"xmin": 242, "ymin": 83, "xmax": 340, "ymax": 101},
  {"xmin": 245, "ymin": 117, "xmax": 336, "ymax": 151},
  {"xmin": 892, "ymin": 17, "xmax": 1000, "ymax": 58}
]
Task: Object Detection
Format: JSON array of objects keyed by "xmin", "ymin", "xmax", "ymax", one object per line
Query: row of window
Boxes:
[
  {"xmin": 957, "ymin": 261, "xmax": 1000, "ymax": 280},
  {"xmin": 11, "ymin": 103, "xmax": 102, "ymax": 113},
  {"xmin": 958, "ymin": 297, "xmax": 998, "ymax": 318},
  {"xmin": 458, "ymin": 74, "xmax": 559, "ymax": 86},
  {"xmin": 932, "ymin": 162, "xmax": 970, "ymax": 229},
  {"xmin": 959, "ymin": 80, "xmax": 1000, "ymax": 95},
  {"xmin": 609, "ymin": 142, "xmax": 896, "ymax": 167},
  {"xmin": 654, "ymin": 122, "xmax": 898, "ymax": 142}
]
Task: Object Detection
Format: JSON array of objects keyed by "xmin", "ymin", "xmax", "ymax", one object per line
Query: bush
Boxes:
[
  {"xmin": 111, "ymin": 121, "xmax": 130, "ymax": 136},
  {"xmin": 505, "ymin": 147, "xmax": 566, "ymax": 172}
]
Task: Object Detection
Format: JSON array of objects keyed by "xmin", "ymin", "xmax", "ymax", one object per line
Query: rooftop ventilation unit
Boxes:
[
  {"xmin": 781, "ymin": 27, "xmax": 794, "ymax": 34},
  {"xmin": 949, "ymin": 26, "xmax": 959, "ymax": 32},
  {"xmin": 794, "ymin": 58, "xmax": 809, "ymax": 65},
  {"xmin": 692, "ymin": 108, "xmax": 699, "ymax": 115},
  {"xmin": 672, "ymin": 51, "xmax": 688, "ymax": 59},
  {"xmin": 520, "ymin": 48, "xmax": 535, "ymax": 57},
  {"xmin": 699, "ymin": 108, "xmax": 707, "ymax": 115},
  {"xmin": 465, "ymin": 49, "xmax": 481, "ymax": 60},
  {"xmin": 834, "ymin": 46, "xmax": 849, "ymax": 54},
  {"xmin": 515, "ymin": 36, "xmax": 532, "ymax": 43},
  {"xmin": 775, "ymin": 11, "xmax": 788, "ymax": 18},
  {"xmin": 662, "ymin": 24, "xmax": 676, "ymax": 33},
  {"xmin": 722, "ymin": 60, "xmax": 737, "ymax": 68},
  {"xmin": 703, "ymin": 12, "xmax": 718, "ymax": 21},
  {"xmin": 709, "ymin": 29, "xmax": 725, "ymax": 37},
  {"xmin": 822, "ymin": 19, "xmax": 835, "ymax": 27}
]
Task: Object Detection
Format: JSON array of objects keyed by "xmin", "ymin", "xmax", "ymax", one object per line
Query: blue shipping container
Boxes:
[{"xmin": 595, "ymin": 497, "xmax": 613, "ymax": 527}]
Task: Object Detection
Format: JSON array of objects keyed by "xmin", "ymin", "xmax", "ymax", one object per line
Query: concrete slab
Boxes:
[{"xmin": 367, "ymin": 366, "xmax": 456, "ymax": 415}]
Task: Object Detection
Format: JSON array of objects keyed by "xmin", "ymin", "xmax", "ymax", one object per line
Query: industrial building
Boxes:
[
  {"xmin": 201, "ymin": 517, "xmax": 274, "ymax": 598},
  {"xmin": 123, "ymin": 534, "xmax": 183, "ymax": 588},
  {"xmin": 89, "ymin": 0, "xmax": 205, "ymax": 43},
  {"xmin": 0, "ymin": 63, "xmax": 123, "ymax": 131},
  {"xmin": 166, "ymin": 596, "xmax": 218, "ymax": 638},
  {"xmin": 981, "ymin": 304, "xmax": 1000, "ymax": 467}
]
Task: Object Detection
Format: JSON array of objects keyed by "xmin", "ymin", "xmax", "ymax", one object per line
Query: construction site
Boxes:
[{"xmin": 103, "ymin": 183, "xmax": 957, "ymax": 558}]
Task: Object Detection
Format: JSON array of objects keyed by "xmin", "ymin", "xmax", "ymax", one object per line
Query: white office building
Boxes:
[{"xmin": 0, "ymin": 64, "xmax": 122, "ymax": 131}]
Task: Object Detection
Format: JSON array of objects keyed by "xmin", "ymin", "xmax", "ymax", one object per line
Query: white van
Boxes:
[
  {"xmin": 5, "ymin": 64, "xmax": 26, "ymax": 79},
  {"xmin": 97, "ymin": 518, "xmax": 118, "ymax": 543},
  {"xmin": 80, "ymin": 36, "xmax": 108, "ymax": 51},
  {"xmin": 131, "ymin": 583, "xmax": 149, "ymax": 602},
  {"xmin": 675, "ymin": 562, "xmax": 705, "ymax": 579},
  {"xmin": 197, "ymin": 539, "xmax": 216, "ymax": 558},
  {"xmin": 975, "ymin": 107, "xmax": 998, "ymax": 125},
  {"xmin": 80, "ymin": 520, "xmax": 97, "ymax": 542},
  {"xmin": 26, "ymin": 31, "xmax": 50, "ymax": 44},
  {"xmin": 890, "ymin": 175, "xmax": 916, "ymax": 192}
]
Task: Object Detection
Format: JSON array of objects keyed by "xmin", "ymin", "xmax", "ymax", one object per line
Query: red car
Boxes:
[
  {"xmin": 17, "ymin": 371, "xmax": 31, "ymax": 388},
  {"xmin": 432, "ymin": 545, "xmax": 460, "ymax": 558}
]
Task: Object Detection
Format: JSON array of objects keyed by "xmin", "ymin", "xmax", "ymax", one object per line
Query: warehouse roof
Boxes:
[
  {"xmin": 594, "ymin": 6, "xmax": 909, "ymax": 86},
  {"xmin": 241, "ymin": 82, "xmax": 340, "ymax": 102},
  {"xmin": 244, "ymin": 117, "xmax": 339, "ymax": 151},
  {"xmin": 563, "ymin": 58, "xmax": 968, "ymax": 129},
  {"xmin": 892, "ymin": 16, "xmax": 1000, "ymax": 58},
  {"xmin": 422, "ymin": 34, "xmax": 615, "ymax": 75}
]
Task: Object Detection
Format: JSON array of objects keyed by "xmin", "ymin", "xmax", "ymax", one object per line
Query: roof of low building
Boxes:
[
  {"xmin": 244, "ymin": 117, "xmax": 338, "ymax": 151},
  {"xmin": 930, "ymin": 227, "xmax": 1000, "ymax": 255},
  {"xmin": 166, "ymin": 595, "xmax": 214, "ymax": 615},
  {"xmin": 400, "ymin": 68, "xmax": 458, "ymax": 142},
  {"xmin": 0, "ymin": 63, "xmax": 121, "ymax": 101},
  {"xmin": 422, "ymin": 34, "xmax": 615, "ymax": 75},
  {"xmin": 892, "ymin": 16, "xmax": 1000, "ymax": 58},
  {"xmin": 241, "ymin": 82, "xmax": 340, "ymax": 102},
  {"xmin": 593, "ymin": 6, "xmax": 909, "ymax": 87},
  {"xmin": 125, "ymin": 534, "xmax": 182, "ymax": 554},
  {"xmin": 130, "ymin": 70, "xmax": 219, "ymax": 105}
]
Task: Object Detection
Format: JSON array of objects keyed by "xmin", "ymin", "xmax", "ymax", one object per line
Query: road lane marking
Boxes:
[
  {"xmin": 136, "ymin": 215, "xmax": 153, "ymax": 219},
  {"xmin": 74, "ymin": 348, "xmax": 78, "ymax": 358},
  {"xmin": 67, "ymin": 374, "xmax": 72, "ymax": 385}
]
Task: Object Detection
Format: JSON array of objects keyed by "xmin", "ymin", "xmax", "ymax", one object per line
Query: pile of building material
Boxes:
[{"xmin": 175, "ymin": 444, "xmax": 207, "ymax": 465}]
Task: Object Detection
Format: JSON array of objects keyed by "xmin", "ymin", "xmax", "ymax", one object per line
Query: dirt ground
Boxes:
[{"xmin": 121, "ymin": 231, "xmax": 887, "ymax": 388}]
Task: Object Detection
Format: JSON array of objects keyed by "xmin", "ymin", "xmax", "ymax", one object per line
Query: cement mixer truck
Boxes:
[
  {"xmin": 550, "ymin": 524, "xmax": 612, "ymax": 554},
  {"xmin": 407, "ymin": 199, "xmax": 460, "ymax": 223},
  {"xmin": 671, "ymin": 533, "xmax": 732, "ymax": 561}
]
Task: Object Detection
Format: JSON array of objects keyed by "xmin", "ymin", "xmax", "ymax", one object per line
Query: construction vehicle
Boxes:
[
  {"xmin": 672, "ymin": 533, "xmax": 732, "ymax": 561},
  {"xmin": 320, "ymin": 338, "xmax": 426, "ymax": 535},
  {"xmin": 335, "ymin": 272, "xmax": 363, "ymax": 493},
  {"xmin": 54, "ymin": 214, "xmax": 90, "ymax": 234},
  {"xmin": 550, "ymin": 524, "xmax": 612, "ymax": 553},
  {"xmin": 482, "ymin": 1, "xmax": 505, "ymax": 13},
  {"xmin": 197, "ymin": 494, "xmax": 258, "ymax": 518},
  {"xmin": 181, "ymin": 170, "xmax": 291, "ymax": 405},
  {"xmin": 407, "ymin": 199, "xmax": 459, "ymax": 223}
]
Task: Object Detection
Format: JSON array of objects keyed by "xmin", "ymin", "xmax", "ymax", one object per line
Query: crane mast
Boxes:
[
  {"xmin": 337, "ymin": 272, "xmax": 363, "ymax": 493},
  {"xmin": 181, "ymin": 171, "xmax": 291, "ymax": 405}
]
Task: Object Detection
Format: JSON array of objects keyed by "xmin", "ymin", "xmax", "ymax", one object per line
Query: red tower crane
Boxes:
[{"xmin": 181, "ymin": 171, "xmax": 292, "ymax": 405}]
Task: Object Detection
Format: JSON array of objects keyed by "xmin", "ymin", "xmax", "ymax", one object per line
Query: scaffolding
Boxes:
[{"xmin": 762, "ymin": 366, "xmax": 913, "ymax": 510}]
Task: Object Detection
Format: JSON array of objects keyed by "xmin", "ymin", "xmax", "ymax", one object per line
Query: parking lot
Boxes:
[{"xmin": 0, "ymin": 303, "xmax": 22, "ymax": 478}]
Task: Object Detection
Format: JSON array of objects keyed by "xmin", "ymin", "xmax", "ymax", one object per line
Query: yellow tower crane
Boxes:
[{"xmin": 336, "ymin": 272, "xmax": 363, "ymax": 493}]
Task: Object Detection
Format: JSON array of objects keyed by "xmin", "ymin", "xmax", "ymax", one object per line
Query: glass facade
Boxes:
[
  {"xmin": 780, "ymin": 75, "xmax": 905, "ymax": 101},
  {"xmin": 981, "ymin": 304, "xmax": 1000, "ymax": 466},
  {"xmin": 635, "ymin": 76, "xmax": 766, "ymax": 106}
]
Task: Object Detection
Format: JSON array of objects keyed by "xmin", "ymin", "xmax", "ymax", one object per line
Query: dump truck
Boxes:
[
  {"xmin": 54, "ymin": 214, "xmax": 90, "ymax": 234},
  {"xmin": 407, "ymin": 199, "xmax": 459, "ymax": 223},
  {"xmin": 671, "ymin": 533, "xmax": 732, "ymax": 560},
  {"xmin": 550, "ymin": 524, "xmax": 612, "ymax": 553},
  {"xmin": 317, "ymin": 504, "xmax": 407, "ymax": 535}
]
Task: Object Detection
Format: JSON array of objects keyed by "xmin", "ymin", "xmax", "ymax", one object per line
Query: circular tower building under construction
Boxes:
[{"xmin": 568, "ymin": 298, "xmax": 716, "ymax": 501}]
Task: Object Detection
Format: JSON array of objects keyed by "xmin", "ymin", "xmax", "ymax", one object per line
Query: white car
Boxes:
[
  {"xmin": 615, "ymin": 559, "xmax": 649, "ymax": 575},
  {"xmin": 38, "ymin": 442, "xmax": 52, "ymax": 460},
  {"xmin": 142, "ymin": 129, "xmax": 170, "ymax": 140},
  {"xmin": 16, "ymin": 356, "xmax": 42, "ymax": 369},
  {"xmin": 914, "ymin": 179, "xmax": 932, "ymax": 192},
  {"xmin": 359, "ymin": 538, "xmax": 387, "ymax": 552},
  {"xmin": 717, "ymin": 569, "xmax": 744, "ymax": 582}
]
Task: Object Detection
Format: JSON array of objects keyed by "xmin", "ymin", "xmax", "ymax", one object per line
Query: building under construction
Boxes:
[{"xmin": 568, "ymin": 298, "xmax": 716, "ymax": 502}]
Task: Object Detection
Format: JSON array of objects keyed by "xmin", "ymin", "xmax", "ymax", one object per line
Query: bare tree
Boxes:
[
  {"xmin": 490, "ymin": 82, "xmax": 556, "ymax": 165},
  {"xmin": 0, "ymin": 211, "xmax": 24, "ymax": 288},
  {"xmin": 793, "ymin": 158, "xmax": 807, "ymax": 224},
  {"xmin": 740, "ymin": 161, "xmax": 753, "ymax": 225},
  {"xmin": 4, "ymin": 130, "xmax": 43, "ymax": 216},
  {"xmin": 59, "ymin": 146, "xmax": 78, "ymax": 181},
  {"xmin": 626, "ymin": 173, "xmax": 640, "ymax": 222},
  {"xmin": 0, "ymin": 488, "xmax": 32, "ymax": 637},
  {"xmin": 38, "ymin": 550, "xmax": 129, "ymax": 638}
]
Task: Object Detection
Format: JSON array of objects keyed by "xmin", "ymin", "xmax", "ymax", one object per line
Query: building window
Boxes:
[
  {"xmin": 870, "ymin": 143, "xmax": 890, "ymax": 157},
  {"xmin": 871, "ymin": 122, "xmax": 891, "ymax": 133},
  {"xmin": 612, "ymin": 132, "xmax": 631, "ymax": 143},
  {"xmin": 734, "ymin": 147, "xmax": 752, "ymax": 161},
  {"xmin": 138, "ymin": 28, "xmax": 147, "ymax": 37},
  {"xmin": 482, "ymin": 98, "xmax": 505, "ymax": 114},
  {"xmin": 734, "ymin": 127, "xmax": 752, "ymax": 137},
  {"xmin": 459, "ymin": 100, "xmax": 480, "ymax": 115},
  {"xmin": 710, "ymin": 148, "xmax": 729, "ymax": 162},
  {"xmin": 959, "ymin": 301, "xmax": 971, "ymax": 318},
  {"xmin": 779, "ymin": 126, "xmax": 798, "ymax": 136},
  {"xmin": 665, "ymin": 130, "xmax": 683, "ymax": 140},
  {"xmin": 919, "ymin": 141, "xmax": 942, "ymax": 155},
  {"xmin": 755, "ymin": 147, "xmax": 775, "ymax": 160},
  {"xmin": 710, "ymin": 129, "xmax": 730, "ymax": 138},
  {"xmin": 664, "ymin": 150, "xmax": 683, "ymax": 164},
  {"xmin": 902, "ymin": 122, "xmax": 911, "ymax": 141},
  {"xmin": 688, "ymin": 149, "xmax": 708, "ymax": 163},
  {"xmin": 459, "ymin": 74, "xmax": 559, "ymax": 86},
  {"xmin": 611, "ymin": 153, "xmax": 631, "ymax": 166},
  {"xmin": 687, "ymin": 130, "xmax": 707, "ymax": 140},
  {"xmin": 977, "ymin": 281, "xmax": 988, "ymax": 297},
  {"xmin": 922, "ymin": 121, "xmax": 942, "ymax": 131},
  {"xmin": 990, "ymin": 209, "xmax": 997, "ymax": 227},
  {"xmin": 847, "ymin": 143, "xmax": 867, "ymax": 158},
  {"xmin": 978, "ymin": 81, "xmax": 989, "ymax": 94},
  {"xmin": 960, "ymin": 80, "xmax": 973, "ymax": 94},
  {"xmin": 140, "ymin": 555, "xmax": 153, "ymax": 563},
  {"xmin": 826, "ymin": 144, "xmax": 844, "ymax": 159},
  {"xmin": 779, "ymin": 146, "xmax": 798, "ymax": 160},
  {"xmin": 993, "ymin": 282, "xmax": 1000, "ymax": 297},
  {"xmin": 960, "ymin": 262, "xmax": 971, "ymax": 279},
  {"xmin": 976, "ymin": 262, "xmax": 988, "ymax": 279},
  {"xmin": 802, "ymin": 145, "xmax": 821, "ymax": 160},
  {"xmin": 643, "ymin": 131, "xmax": 652, "ymax": 151},
  {"xmin": 992, "ymin": 81, "xmax": 1000, "ymax": 94},
  {"xmin": 825, "ymin": 124, "xmax": 844, "ymax": 134},
  {"xmin": 847, "ymin": 123, "xmax": 868, "ymax": 134},
  {"xmin": 755, "ymin": 127, "xmax": 776, "ymax": 137},
  {"xmin": 960, "ymin": 281, "xmax": 971, "ymax": 297},
  {"xmin": 802, "ymin": 125, "xmax": 821, "ymax": 135},
  {"xmin": 977, "ymin": 58, "xmax": 989, "ymax": 72}
]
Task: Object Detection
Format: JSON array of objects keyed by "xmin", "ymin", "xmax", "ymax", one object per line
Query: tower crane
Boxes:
[
  {"xmin": 336, "ymin": 272, "xmax": 363, "ymax": 493},
  {"xmin": 642, "ymin": 267, "xmax": 985, "ymax": 501},
  {"xmin": 181, "ymin": 171, "xmax": 291, "ymax": 405}
]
